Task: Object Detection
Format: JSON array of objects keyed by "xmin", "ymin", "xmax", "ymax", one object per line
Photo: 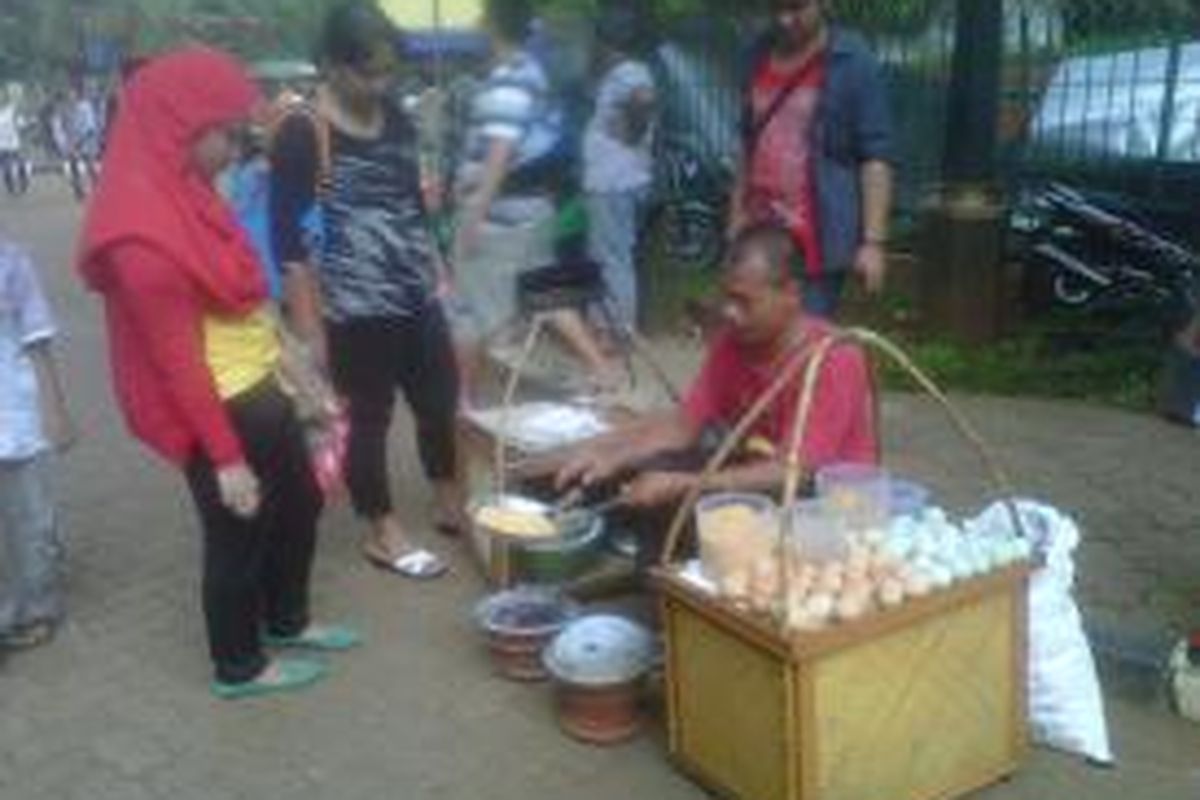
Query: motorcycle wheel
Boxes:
[
  {"xmin": 663, "ymin": 200, "xmax": 725, "ymax": 268},
  {"xmin": 1052, "ymin": 271, "xmax": 1098, "ymax": 307}
]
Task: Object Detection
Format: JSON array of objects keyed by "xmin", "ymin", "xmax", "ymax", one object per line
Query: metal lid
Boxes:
[
  {"xmin": 543, "ymin": 614, "xmax": 655, "ymax": 686},
  {"xmin": 475, "ymin": 587, "xmax": 578, "ymax": 637}
]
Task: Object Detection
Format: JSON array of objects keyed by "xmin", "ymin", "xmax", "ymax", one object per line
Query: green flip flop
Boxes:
[
  {"xmin": 210, "ymin": 657, "xmax": 328, "ymax": 700},
  {"xmin": 263, "ymin": 624, "xmax": 363, "ymax": 652}
]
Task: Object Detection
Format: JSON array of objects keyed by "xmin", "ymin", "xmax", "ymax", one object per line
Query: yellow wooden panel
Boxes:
[
  {"xmin": 381, "ymin": 0, "xmax": 484, "ymax": 28},
  {"xmin": 809, "ymin": 592, "xmax": 1017, "ymax": 800},
  {"xmin": 670, "ymin": 603, "xmax": 793, "ymax": 800}
]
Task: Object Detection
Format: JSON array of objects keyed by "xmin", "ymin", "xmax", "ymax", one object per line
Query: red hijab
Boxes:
[{"xmin": 78, "ymin": 47, "xmax": 265, "ymax": 313}]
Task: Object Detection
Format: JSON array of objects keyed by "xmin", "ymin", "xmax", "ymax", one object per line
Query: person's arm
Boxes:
[
  {"xmin": 107, "ymin": 244, "xmax": 244, "ymax": 468},
  {"xmin": 855, "ymin": 160, "xmax": 892, "ymax": 293},
  {"xmin": 620, "ymin": 458, "xmax": 786, "ymax": 509},
  {"xmin": 452, "ymin": 136, "xmax": 515, "ymax": 262},
  {"xmin": 11, "ymin": 248, "xmax": 75, "ymax": 451},
  {"xmin": 852, "ymin": 46, "xmax": 896, "ymax": 294},
  {"xmin": 109, "ymin": 245, "xmax": 261, "ymax": 516},
  {"xmin": 552, "ymin": 409, "xmax": 699, "ymax": 492},
  {"xmin": 28, "ymin": 342, "xmax": 76, "ymax": 452},
  {"xmin": 269, "ymin": 114, "xmax": 327, "ymax": 367}
]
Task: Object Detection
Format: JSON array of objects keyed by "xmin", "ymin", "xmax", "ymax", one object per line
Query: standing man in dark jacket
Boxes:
[{"xmin": 730, "ymin": 0, "xmax": 894, "ymax": 317}]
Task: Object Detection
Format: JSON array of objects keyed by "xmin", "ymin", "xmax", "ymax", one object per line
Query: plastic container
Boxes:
[
  {"xmin": 888, "ymin": 478, "xmax": 932, "ymax": 519},
  {"xmin": 787, "ymin": 498, "xmax": 847, "ymax": 564},
  {"xmin": 815, "ymin": 463, "xmax": 892, "ymax": 532},
  {"xmin": 694, "ymin": 493, "xmax": 779, "ymax": 583}
]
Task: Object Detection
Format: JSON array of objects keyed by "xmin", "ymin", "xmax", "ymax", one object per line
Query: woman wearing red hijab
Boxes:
[{"xmin": 78, "ymin": 47, "xmax": 358, "ymax": 699}]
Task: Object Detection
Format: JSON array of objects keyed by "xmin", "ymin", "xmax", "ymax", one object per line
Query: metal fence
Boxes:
[
  {"xmin": 1000, "ymin": 0, "xmax": 1200, "ymax": 241},
  {"xmin": 411, "ymin": 2, "xmax": 1198, "ymax": 247}
]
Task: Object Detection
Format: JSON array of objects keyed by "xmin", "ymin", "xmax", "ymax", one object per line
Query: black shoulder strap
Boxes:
[{"xmin": 745, "ymin": 60, "xmax": 813, "ymax": 157}]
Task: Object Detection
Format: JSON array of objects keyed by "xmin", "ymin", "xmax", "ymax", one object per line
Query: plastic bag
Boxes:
[
  {"xmin": 306, "ymin": 410, "xmax": 348, "ymax": 500},
  {"xmin": 970, "ymin": 499, "xmax": 1114, "ymax": 765}
]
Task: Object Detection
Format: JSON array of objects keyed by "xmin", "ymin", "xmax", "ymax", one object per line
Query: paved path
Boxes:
[{"xmin": 1, "ymin": 185, "xmax": 1197, "ymax": 799}]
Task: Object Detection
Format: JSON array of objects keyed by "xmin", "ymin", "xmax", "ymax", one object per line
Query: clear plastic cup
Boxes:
[
  {"xmin": 694, "ymin": 493, "xmax": 779, "ymax": 583},
  {"xmin": 888, "ymin": 478, "xmax": 931, "ymax": 519},
  {"xmin": 787, "ymin": 497, "xmax": 847, "ymax": 564},
  {"xmin": 814, "ymin": 463, "xmax": 892, "ymax": 533}
]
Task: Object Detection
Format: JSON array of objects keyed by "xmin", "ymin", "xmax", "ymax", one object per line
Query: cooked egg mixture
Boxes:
[{"xmin": 475, "ymin": 505, "xmax": 558, "ymax": 539}]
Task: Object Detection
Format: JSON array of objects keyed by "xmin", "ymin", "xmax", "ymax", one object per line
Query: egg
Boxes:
[
  {"xmin": 790, "ymin": 569, "xmax": 814, "ymax": 597},
  {"xmin": 817, "ymin": 571, "xmax": 844, "ymax": 596},
  {"xmin": 928, "ymin": 565, "xmax": 953, "ymax": 589},
  {"xmin": 842, "ymin": 573, "xmax": 869, "ymax": 599},
  {"xmin": 836, "ymin": 591, "xmax": 869, "ymax": 621},
  {"xmin": 903, "ymin": 573, "xmax": 932, "ymax": 597},
  {"xmin": 882, "ymin": 537, "xmax": 908, "ymax": 561},
  {"xmin": 786, "ymin": 596, "xmax": 826, "ymax": 632},
  {"xmin": 720, "ymin": 570, "xmax": 750, "ymax": 601},
  {"xmin": 861, "ymin": 526, "xmax": 887, "ymax": 547},
  {"xmin": 878, "ymin": 579, "xmax": 905, "ymax": 608},
  {"xmin": 1006, "ymin": 538, "xmax": 1026, "ymax": 563},
  {"xmin": 803, "ymin": 593, "xmax": 835, "ymax": 622}
]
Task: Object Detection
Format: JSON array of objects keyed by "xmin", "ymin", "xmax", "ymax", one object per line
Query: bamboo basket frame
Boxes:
[{"xmin": 491, "ymin": 315, "xmax": 681, "ymax": 496}]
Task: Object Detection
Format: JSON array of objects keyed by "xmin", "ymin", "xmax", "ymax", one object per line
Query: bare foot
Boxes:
[
  {"xmin": 433, "ymin": 480, "xmax": 469, "ymax": 537},
  {"xmin": 364, "ymin": 514, "xmax": 421, "ymax": 561}
]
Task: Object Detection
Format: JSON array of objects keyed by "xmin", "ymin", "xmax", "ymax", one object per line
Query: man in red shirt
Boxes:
[{"xmin": 551, "ymin": 222, "xmax": 877, "ymax": 514}]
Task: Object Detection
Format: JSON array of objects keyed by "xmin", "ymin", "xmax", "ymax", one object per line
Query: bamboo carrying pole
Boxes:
[{"xmin": 659, "ymin": 326, "xmax": 1024, "ymax": 632}]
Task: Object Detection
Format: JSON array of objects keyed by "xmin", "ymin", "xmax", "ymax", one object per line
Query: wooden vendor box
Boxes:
[{"xmin": 655, "ymin": 564, "xmax": 1029, "ymax": 800}]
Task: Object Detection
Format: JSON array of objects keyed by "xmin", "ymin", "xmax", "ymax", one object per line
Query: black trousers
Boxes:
[
  {"xmin": 0, "ymin": 152, "xmax": 28, "ymax": 196},
  {"xmin": 185, "ymin": 380, "xmax": 321, "ymax": 684},
  {"xmin": 328, "ymin": 304, "xmax": 459, "ymax": 519}
]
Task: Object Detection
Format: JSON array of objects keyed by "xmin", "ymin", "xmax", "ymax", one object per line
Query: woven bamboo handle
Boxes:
[
  {"xmin": 494, "ymin": 314, "xmax": 548, "ymax": 496},
  {"xmin": 660, "ymin": 326, "xmax": 1023, "ymax": 589},
  {"xmin": 625, "ymin": 326, "xmax": 682, "ymax": 404},
  {"xmin": 658, "ymin": 340, "xmax": 821, "ymax": 566}
]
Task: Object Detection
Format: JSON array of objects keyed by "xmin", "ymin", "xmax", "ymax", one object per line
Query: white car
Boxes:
[{"xmin": 1030, "ymin": 41, "xmax": 1200, "ymax": 163}]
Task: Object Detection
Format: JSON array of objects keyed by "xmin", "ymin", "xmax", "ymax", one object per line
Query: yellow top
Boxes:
[{"xmin": 204, "ymin": 309, "xmax": 280, "ymax": 400}]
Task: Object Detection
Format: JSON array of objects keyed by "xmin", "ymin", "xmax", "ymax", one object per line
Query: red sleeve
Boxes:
[
  {"xmin": 787, "ymin": 342, "xmax": 877, "ymax": 469},
  {"xmin": 681, "ymin": 333, "xmax": 736, "ymax": 430},
  {"xmin": 107, "ymin": 243, "xmax": 244, "ymax": 467}
]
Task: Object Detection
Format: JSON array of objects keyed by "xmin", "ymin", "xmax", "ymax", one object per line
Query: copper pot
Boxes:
[
  {"xmin": 554, "ymin": 678, "xmax": 644, "ymax": 745},
  {"xmin": 476, "ymin": 588, "xmax": 578, "ymax": 682}
]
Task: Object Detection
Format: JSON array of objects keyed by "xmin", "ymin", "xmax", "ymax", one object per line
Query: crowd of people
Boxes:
[
  {"xmin": 0, "ymin": 0, "xmax": 894, "ymax": 698},
  {"xmin": 0, "ymin": 83, "xmax": 103, "ymax": 201}
]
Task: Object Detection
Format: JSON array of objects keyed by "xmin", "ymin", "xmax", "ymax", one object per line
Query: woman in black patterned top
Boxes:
[{"xmin": 270, "ymin": 2, "xmax": 463, "ymax": 579}]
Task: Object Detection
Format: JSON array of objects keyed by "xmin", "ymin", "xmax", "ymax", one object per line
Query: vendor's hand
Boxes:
[
  {"xmin": 854, "ymin": 242, "xmax": 887, "ymax": 294},
  {"xmin": 554, "ymin": 446, "xmax": 622, "ymax": 492},
  {"xmin": 217, "ymin": 462, "xmax": 261, "ymax": 519},
  {"xmin": 619, "ymin": 471, "xmax": 696, "ymax": 509}
]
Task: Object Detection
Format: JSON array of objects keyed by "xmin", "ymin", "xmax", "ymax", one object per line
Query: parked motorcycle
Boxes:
[
  {"xmin": 1012, "ymin": 183, "xmax": 1198, "ymax": 327},
  {"xmin": 644, "ymin": 24, "xmax": 742, "ymax": 268}
]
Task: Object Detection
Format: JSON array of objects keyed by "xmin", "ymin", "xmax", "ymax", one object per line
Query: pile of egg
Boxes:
[{"xmin": 720, "ymin": 507, "xmax": 1033, "ymax": 635}]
